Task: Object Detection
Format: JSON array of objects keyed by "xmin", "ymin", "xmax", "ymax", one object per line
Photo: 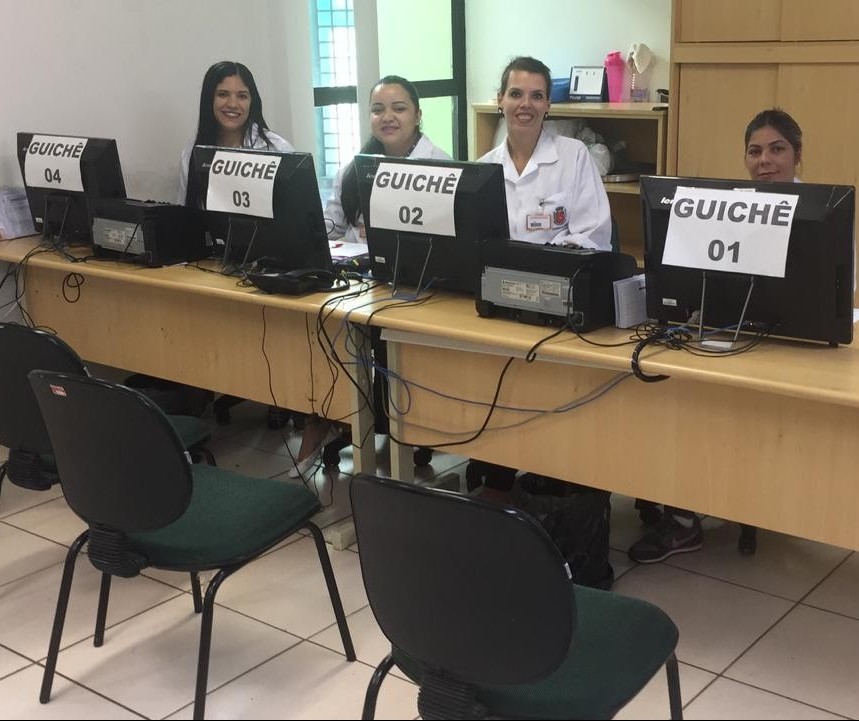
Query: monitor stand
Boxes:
[
  {"xmin": 391, "ymin": 233, "xmax": 433, "ymax": 298},
  {"xmin": 41, "ymin": 195, "xmax": 71, "ymax": 248},
  {"xmin": 697, "ymin": 270, "xmax": 755, "ymax": 349},
  {"xmin": 221, "ymin": 216, "xmax": 258, "ymax": 275}
]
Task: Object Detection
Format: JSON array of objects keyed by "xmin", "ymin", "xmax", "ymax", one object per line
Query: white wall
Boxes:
[
  {"xmin": 465, "ymin": 0, "xmax": 671, "ymax": 104},
  {"xmin": 0, "ymin": 0, "xmax": 671, "ymax": 201},
  {"xmin": 0, "ymin": 0, "xmax": 314, "ymax": 202}
]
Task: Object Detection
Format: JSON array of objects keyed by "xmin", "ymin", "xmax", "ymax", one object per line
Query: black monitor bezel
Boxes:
[
  {"xmin": 641, "ymin": 174, "xmax": 855, "ymax": 345},
  {"xmin": 354, "ymin": 153, "xmax": 509, "ymax": 295},
  {"xmin": 16, "ymin": 132, "xmax": 127, "ymax": 246},
  {"xmin": 191, "ymin": 146, "xmax": 332, "ymax": 273}
]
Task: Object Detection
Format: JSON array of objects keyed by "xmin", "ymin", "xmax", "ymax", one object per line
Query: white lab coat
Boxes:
[
  {"xmin": 177, "ymin": 124, "xmax": 294, "ymax": 205},
  {"xmin": 325, "ymin": 134, "xmax": 451, "ymax": 243},
  {"xmin": 479, "ymin": 129, "xmax": 612, "ymax": 251}
]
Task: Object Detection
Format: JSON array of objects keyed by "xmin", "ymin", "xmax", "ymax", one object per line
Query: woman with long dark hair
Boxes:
[
  {"xmin": 324, "ymin": 75, "xmax": 450, "ymax": 243},
  {"xmin": 178, "ymin": 60, "xmax": 293, "ymax": 205}
]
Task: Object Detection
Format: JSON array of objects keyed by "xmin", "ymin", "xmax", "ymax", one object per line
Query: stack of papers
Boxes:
[
  {"xmin": 613, "ymin": 273, "xmax": 647, "ymax": 328},
  {"xmin": 0, "ymin": 187, "xmax": 35, "ymax": 239},
  {"xmin": 329, "ymin": 240, "xmax": 368, "ymax": 260}
]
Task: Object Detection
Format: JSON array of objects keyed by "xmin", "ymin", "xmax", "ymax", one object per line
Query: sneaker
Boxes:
[{"xmin": 628, "ymin": 515, "xmax": 703, "ymax": 564}]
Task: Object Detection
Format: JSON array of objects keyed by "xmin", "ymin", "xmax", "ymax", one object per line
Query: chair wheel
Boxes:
[{"xmin": 413, "ymin": 447, "xmax": 432, "ymax": 467}]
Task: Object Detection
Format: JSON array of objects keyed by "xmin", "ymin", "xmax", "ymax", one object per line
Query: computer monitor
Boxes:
[
  {"xmin": 641, "ymin": 175, "xmax": 855, "ymax": 345},
  {"xmin": 354, "ymin": 154, "xmax": 509, "ymax": 294},
  {"xmin": 16, "ymin": 132, "xmax": 127, "ymax": 246},
  {"xmin": 191, "ymin": 146, "xmax": 332, "ymax": 272}
]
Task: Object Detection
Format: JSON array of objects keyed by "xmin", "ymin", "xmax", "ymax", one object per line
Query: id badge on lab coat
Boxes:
[{"xmin": 526, "ymin": 213, "xmax": 551, "ymax": 231}]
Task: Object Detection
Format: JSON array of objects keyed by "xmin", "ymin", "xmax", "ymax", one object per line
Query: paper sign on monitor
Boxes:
[
  {"xmin": 206, "ymin": 150, "xmax": 280, "ymax": 219},
  {"xmin": 369, "ymin": 161, "xmax": 462, "ymax": 237},
  {"xmin": 24, "ymin": 135, "xmax": 88, "ymax": 192},
  {"xmin": 662, "ymin": 186, "xmax": 798, "ymax": 278}
]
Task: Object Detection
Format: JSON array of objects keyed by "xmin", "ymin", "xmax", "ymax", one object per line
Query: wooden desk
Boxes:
[
  {"xmin": 373, "ymin": 292, "xmax": 859, "ymax": 551},
  {"xmin": 0, "ymin": 236, "xmax": 376, "ymax": 474}
]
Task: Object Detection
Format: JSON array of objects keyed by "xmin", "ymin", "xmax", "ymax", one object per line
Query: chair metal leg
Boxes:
[
  {"xmin": 362, "ymin": 654, "xmax": 395, "ymax": 720},
  {"xmin": 665, "ymin": 652, "xmax": 683, "ymax": 719},
  {"xmin": 306, "ymin": 521, "xmax": 356, "ymax": 661},
  {"xmin": 93, "ymin": 572, "xmax": 112, "ymax": 647},
  {"xmin": 193, "ymin": 567, "xmax": 236, "ymax": 720},
  {"xmin": 190, "ymin": 572, "xmax": 204, "ymax": 613},
  {"xmin": 41, "ymin": 531, "xmax": 88, "ymax": 704}
]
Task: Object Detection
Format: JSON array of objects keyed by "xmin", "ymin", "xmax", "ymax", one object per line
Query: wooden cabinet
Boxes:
[
  {"xmin": 676, "ymin": 0, "xmax": 859, "ymax": 43},
  {"xmin": 670, "ymin": 0, "xmax": 859, "ymax": 299},
  {"xmin": 471, "ymin": 102, "xmax": 668, "ymax": 263}
]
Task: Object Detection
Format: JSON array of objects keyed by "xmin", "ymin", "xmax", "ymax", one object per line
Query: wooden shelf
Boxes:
[{"xmin": 472, "ymin": 102, "xmax": 668, "ymax": 264}]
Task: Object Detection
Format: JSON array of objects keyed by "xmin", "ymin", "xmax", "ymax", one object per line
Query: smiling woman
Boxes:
[
  {"xmin": 324, "ymin": 75, "xmax": 451, "ymax": 245},
  {"xmin": 479, "ymin": 55, "xmax": 612, "ymax": 251},
  {"xmin": 177, "ymin": 60, "xmax": 294, "ymax": 207}
]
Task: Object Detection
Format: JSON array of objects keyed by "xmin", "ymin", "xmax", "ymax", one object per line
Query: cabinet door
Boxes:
[
  {"xmin": 676, "ymin": 0, "xmax": 781, "ymax": 42},
  {"xmin": 781, "ymin": 0, "xmax": 859, "ymax": 41},
  {"xmin": 777, "ymin": 64, "xmax": 859, "ymax": 187},
  {"xmin": 675, "ymin": 65, "xmax": 778, "ymax": 178},
  {"xmin": 777, "ymin": 64, "xmax": 859, "ymax": 301}
]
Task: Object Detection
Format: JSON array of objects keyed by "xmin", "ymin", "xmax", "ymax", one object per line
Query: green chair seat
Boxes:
[
  {"xmin": 130, "ymin": 464, "xmax": 321, "ymax": 568},
  {"xmin": 394, "ymin": 584, "xmax": 678, "ymax": 719}
]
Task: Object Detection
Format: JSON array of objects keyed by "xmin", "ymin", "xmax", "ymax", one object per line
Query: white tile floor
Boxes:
[{"xmin": 0, "ymin": 400, "xmax": 856, "ymax": 719}]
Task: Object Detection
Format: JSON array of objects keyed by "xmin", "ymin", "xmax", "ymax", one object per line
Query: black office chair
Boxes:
[
  {"xmin": 29, "ymin": 370, "xmax": 355, "ymax": 720},
  {"xmin": 0, "ymin": 322, "xmax": 215, "ymax": 499},
  {"xmin": 351, "ymin": 474, "xmax": 682, "ymax": 720}
]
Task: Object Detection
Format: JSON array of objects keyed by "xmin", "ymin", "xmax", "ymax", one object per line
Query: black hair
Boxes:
[
  {"xmin": 340, "ymin": 75, "xmax": 423, "ymax": 226},
  {"xmin": 744, "ymin": 108, "xmax": 803, "ymax": 160},
  {"xmin": 185, "ymin": 61, "xmax": 275, "ymax": 206},
  {"xmin": 498, "ymin": 56, "xmax": 552, "ymax": 97}
]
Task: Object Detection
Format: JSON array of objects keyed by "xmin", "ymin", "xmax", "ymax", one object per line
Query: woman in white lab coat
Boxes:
[{"xmin": 479, "ymin": 56, "xmax": 612, "ymax": 250}]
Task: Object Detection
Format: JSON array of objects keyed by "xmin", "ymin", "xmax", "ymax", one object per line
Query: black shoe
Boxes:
[{"xmin": 628, "ymin": 515, "xmax": 703, "ymax": 564}]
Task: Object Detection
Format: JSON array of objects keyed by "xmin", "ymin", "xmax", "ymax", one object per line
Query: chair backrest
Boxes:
[
  {"xmin": 350, "ymin": 474, "xmax": 575, "ymax": 686},
  {"xmin": 0, "ymin": 323, "xmax": 87, "ymax": 454},
  {"xmin": 28, "ymin": 371, "xmax": 192, "ymax": 532}
]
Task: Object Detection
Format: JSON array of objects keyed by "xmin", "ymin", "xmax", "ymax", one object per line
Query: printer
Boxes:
[
  {"xmin": 476, "ymin": 239, "xmax": 637, "ymax": 332},
  {"xmin": 89, "ymin": 198, "xmax": 210, "ymax": 267}
]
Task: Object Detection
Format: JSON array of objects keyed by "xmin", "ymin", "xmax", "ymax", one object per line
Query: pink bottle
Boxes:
[{"xmin": 604, "ymin": 51, "xmax": 625, "ymax": 103}]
